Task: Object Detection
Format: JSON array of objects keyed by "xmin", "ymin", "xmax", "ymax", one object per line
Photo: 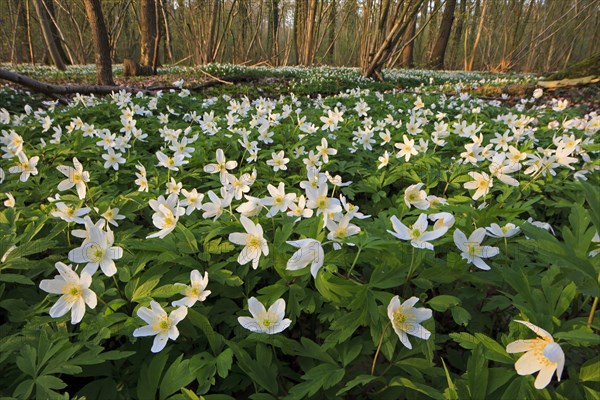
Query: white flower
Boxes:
[
  {"xmin": 165, "ymin": 177, "xmax": 182, "ymax": 194},
  {"xmin": 316, "ymin": 138, "xmax": 337, "ymax": 163},
  {"xmin": 285, "ymin": 239, "xmax": 324, "ymax": 278},
  {"xmin": 486, "ymin": 223, "xmax": 520, "ymax": 238},
  {"xmin": 204, "ymin": 148, "xmax": 237, "ymax": 178},
  {"xmin": 180, "ymin": 189, "xmax": 204, "ymax": 215},
  {"xmin": 51, "ymin": 202, "xmax": 91, "ymax": 224},
  {"xmin": 135, "ymin": 163, "xmax": 148, "ymax": 192},
  {"xmin": 404, "ymin": 183, "xmax": 429, "ymax": 210},
  {"xmin": 156, "ymin": 151, "xmax": 187, "ymax": 171},
  {"xmin": 147, "ymin": 194, "xmax": 185, "ymax": 239},
  {"xmin": 388, "ymin": 214, "xmax": 447, "ymax": 250},
  {"xmin": 68, "ymin": 225, "xmax": 123, "ymax": 276},
  {"xmin": 263, "ymin": 182, "xmax": 296, "ymax": 217},
  {"xmin": 229, "ymin": 216, "xmax": 269, "ymax": 269},
  {"xmin": 378, "ymin": 150, "xmax": 390, "ymax": 169},
  {"xmin": 429, "ymin": 212, "xmax": 455, "ymax": 230},
  {"xmin": 464, "ymin": 171, "xmax": 493, "ymax": 200},
  {"xmin": 201, "ymin": 189, "xmax": 233, "ymax": 221},
  {"xmin": 56, "ymin": 158, "xmax": 90, "ymax": 199},
  {"xmin": 236, "ymin": 195, "xmax": 265, "ymax": 218},
  {"xmin": 4, "ymin": 193, "xmax": 15, "ymax": 208},
  {"xmin": 238, "ymin": 297, "xmax": 291, "ymax": 334},
  {"xmin": 387, "ymin": 296, "xmax": 432, "ymax": 349},
  {"xmin": 395, "ymin": 135, "xmax": 418, "ymax": 162},
  {"xmin": 172, "ymin": 270, "xmax": 211, "ymax": 307},
  {"xmin": 506, "ymin": 320, "xmax": 565, "ymax": 389},
  {"xmin": 266, "ymin": 150, "xmax": 289, "ymax": 172},
  {"xmin": 453, "ymin": 228, "xmax": 499, "ymax": 270},
  {"xmin": 39, "ymin": 262, "xmax": 97, "ymax": 324},
  {"xmin": 326, "ymin": 214, "xmax": 360, "ymax": 250},
  {"xmin": 133, "ymin": 301, "xmax": 188, "ymax": 353},
  {"xmin": 287, "ymin": 195, "xmax": 313, "ymax": 220},
  {"xmin": 102, "ymin": 148, "xmax": 126, "ymax": 170},
  {"xmin": 102, "ymin": 207, "xmax": 126, "ymax": 227},
  {"xmin": 533, "ymin": 88, "xmax": 543, "ymax": 99},
  {"xmin": 9, "ymin": 151, "xmax": 39, "ymax": 182}
]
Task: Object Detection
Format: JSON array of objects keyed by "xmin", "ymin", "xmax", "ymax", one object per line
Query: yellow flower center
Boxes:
[
  {"xmin": 316, "ymin": 196, "xmax": 329, "ymax": 209},
  {"xmin": 247, "ymin": 235, "xmax": 261, "ymax": 249},
  {"xmin": 62, "ymin": 283, "xmax": 82, "ymax": 303},
  {"xmin": 335, "ymin": 227, "xmax": 348, "ymax": 238},
  {"xmin": 392, "ymin": 307, "xmax": 414, "ymax": 330},
  {"xmin": 153, "ymin": 315, "xmax": 172, "ymax": 334},
  {"xmin": 467, "ymin": 243, "xmax": 481, "ymax": 257},
  {"xmin": 185, "ymin": 286, "xmax": 201, "ymax": 298}
]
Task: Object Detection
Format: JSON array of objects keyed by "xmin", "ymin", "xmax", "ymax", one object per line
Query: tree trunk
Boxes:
[
  {"xmin": 361, "ymin": 0, "xmax": 425, "ymax": 80},
  {"xmin": 42, "ymin": 0, "xmax": 71, "ymax": 65},
  {"xmin": 400, "ymin": 16, "xmax": 417, "ymax": 67},
  {"xmin": 11, "ymin": 0, "xmax": 30, "ymax": 63},
  {"xmin": 140, "ymin": 0, "xmax": 157, "ymax": 65},
  {"xmin": 326, "ymin": 0, "xmax": 336, "ymax": 64},
  {"xmin": 83, "ymin": 0, "xmax": 114, "ymax": 85},
  {"xmin": 467, "ymin": 0, "xmax": 487, "ymax": 71},
  {"xmin": 429, "ymin": 0, "xmax": 456, "ymax": 69},
  {"xmin": 32, "ymin": 0, "xmax": 66, "ymax": 70},
  {"xmin": 267, "ymin": 0, "xmax": 280, "ymax": 65}
]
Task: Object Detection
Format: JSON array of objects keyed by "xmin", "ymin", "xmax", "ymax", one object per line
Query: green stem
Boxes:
[
  {"xmin": 346, "ymin": 245, "xmax": 363, "ymax": 278},
  {"xmin": 588, "ymin": 296, "xmax": 599, "ymax": 328},
  {"xmin": 98, "ymin": 296, "xmax": 117, "ymax": 313},
  {"xmin": 403, "ymin": 247, "xmax": 417, "ymax": 297},
  {"xmin": 371, "ymin": 321, "xmax": 391, "ymax": 375}
]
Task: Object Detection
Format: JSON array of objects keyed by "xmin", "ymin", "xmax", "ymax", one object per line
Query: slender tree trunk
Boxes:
[
  {"xmin": 267, "ymin": 0, "xmax": 280, "ymax": 65},
  {"xmin": 160, "ymin": 0, "xmax": 173, "ymax": 64},
  {"xmin": 429, "ymin": 0, "xmax": 456, "ymax": 69},
  {"xmin": 42, "ymin": 0, "xmax": 71, "ymax": 65},
  {"xmin": 140, "ymin": 0, "xmax": 157, "ymax": 65},
  {"xmin": 467, "ymin": 0, "xmax": 487, "ymax": 71},
  {"xmin": 83, "ymin": 0, "xmax": 114, "ymax": 85},
  {"xmin": 326, "ymin": 0, "xmax": 336, "ymax": 64},
  {"xmin": 400, "ymin": 16, "xmax": 417, "ymax": 67},
  {"xmin": 11, "ymin": 0, "xmax": 30, "ymax": 63},
  {"xmin": 32, "ymin": 0, "xmax": 66, "ymax": 69}
]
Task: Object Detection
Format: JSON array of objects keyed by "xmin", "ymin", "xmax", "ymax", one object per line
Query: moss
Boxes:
[{"xmin": 546, "ymin": 52, "xmax": 600, "ymax": 80}]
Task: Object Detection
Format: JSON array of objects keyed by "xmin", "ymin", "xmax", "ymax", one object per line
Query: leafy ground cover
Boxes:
[{"xmin": 0, "ymin": 66, "xmax": 599, "ymax": 400}]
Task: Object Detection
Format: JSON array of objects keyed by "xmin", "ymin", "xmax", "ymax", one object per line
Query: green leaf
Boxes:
[
  {"xmin": 285, "ymin": 364, "xmax": 345, "ymax": 399},
  {"xmin": 160, "ymin": 355, "xmax": 198, "ymax": 400},
  {"xmin": 215, "ymin": 349, "xmax": 233, "ymax": 379},
  {"xmin": 0, "ymin": 273, "xmax": 34, "ymax": 285},
  {"xmin": 451, "ymin": 306, "xmax": 471, "ymax": 326},
  {"xmin": 428, "ymin": 295, "xmax": 461, "ymax": 312},
  {"xmin": 467, "ymin": 344, "xmax": 488, "ymax": 400},
  {"xmin": 336, "ymin": 374, "xmax": 377, "ymax": 396},
  {"xmin": 554, "ymin": 329, "xmax": 600, "ymax": 346},
  {"xmin": 389, "ymin": 377, "xmax": 445, "ymax": 400},
  {"xmin": 579, "ymin": 356, "xmax": 600, "ymax": 382},
  {"xmin": 131, "ymin": 275, "xmax": 162, "ymax": 302},
  {"xmin": 137, "ymin": 351, "xmax": 169, "ymax": 400}
]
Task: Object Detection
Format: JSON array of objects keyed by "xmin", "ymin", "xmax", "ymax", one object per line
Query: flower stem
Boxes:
[
  {"xmin": 371, "ymin": 321, "xmax": 391, "ymax": 375},
  {"xmin": 588, "ymin": 296, "xmax": 598, "ymax": 328},
  {"xmin": 98, "ymin": 296, "xmax": 117, "ymax": 313},
  {"xmin": 346, "ymin": 245, "xmax": 362, "ymax": 278},
  {"xmin": 403, "ymin": 247, "xmax": 417, "ymax": 297}
]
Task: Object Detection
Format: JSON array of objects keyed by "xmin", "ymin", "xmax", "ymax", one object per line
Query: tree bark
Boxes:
[
  {"xmin": 400, "ymin": 15, "xmax": 417, "ymax": 67},
  {"xmin": 429, "ymin": 0, "xmax": 456, "ymax": 69},
  {"xmin": 83, "ymin": 0, "xmax": 115, "ymax": 85},
  {"xmin": 361, "ymin": 0, "xmax": 424, "ymax": 79},
  {"xmin": 42, "ymin": 0, "xmax": 71, "ymax": 65},
  {"xmin": 32, "ymin": 0, "xmax": 66, "ymax": 70},
  {"xmin": 140, "ymin": 0, "xmax": 157, "ymax": 65}
]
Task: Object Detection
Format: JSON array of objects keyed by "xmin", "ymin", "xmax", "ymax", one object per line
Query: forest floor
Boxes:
[{"xmin": 0, "ymin": 63, "xmax": 598, "ymax": 111}]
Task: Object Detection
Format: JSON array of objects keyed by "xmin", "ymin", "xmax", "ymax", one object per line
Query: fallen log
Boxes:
[
  {"xmin": 0, "ymin": 68, "xmax": 154, "ymax": 96},
  {"xmin": 0, "ymin": 68, "xmax": 259, "ymax": 100}
]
